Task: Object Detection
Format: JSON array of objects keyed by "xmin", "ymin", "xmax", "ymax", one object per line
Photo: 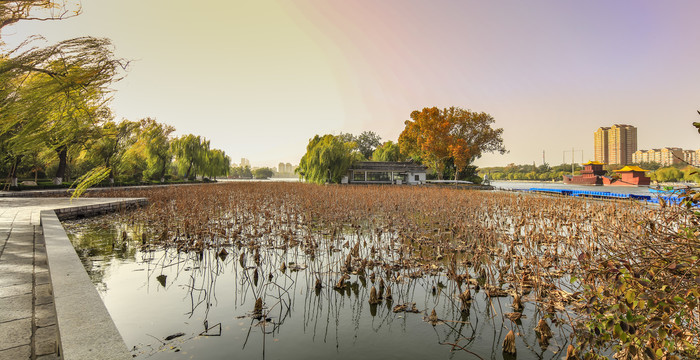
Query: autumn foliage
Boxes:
[{"xmin": 398, "ymin": 107, "xmax": 506, "ymax": 179}]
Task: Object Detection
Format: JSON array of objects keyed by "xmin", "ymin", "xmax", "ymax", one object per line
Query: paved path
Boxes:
[{"xmin": 0, "ymin": 198, "xmax": 145, "ymax": 360}]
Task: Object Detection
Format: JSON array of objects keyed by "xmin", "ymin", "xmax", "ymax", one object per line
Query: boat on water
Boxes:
[
  {"xmin": 562, "ymin": 161, "xmax": 606, "ymax": 185},
  {"xmin": 563, "ymin": 162, "xmax": 651, "ymax": 187}
]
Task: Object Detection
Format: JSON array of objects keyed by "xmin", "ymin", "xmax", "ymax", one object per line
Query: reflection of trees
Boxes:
[
  {"xmin": 67, "ymin": 217, "xmax": 575, "ymax": 359},
  {"xmin": 65, "ymin": 221, "xmax": 139, "ymax": 292}
]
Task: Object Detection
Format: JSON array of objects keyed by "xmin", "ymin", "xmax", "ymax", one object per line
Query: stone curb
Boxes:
[
  {"xmin": 0, "ymin": 181, "xmax": 217, "ymax": 198},
  {"xmin": 41, "ymin": 206, "xmax": 136, "ymax": 360},
  {"xmin": 53, "ymin": 199, "xmax": 148, "ymax": 220}
]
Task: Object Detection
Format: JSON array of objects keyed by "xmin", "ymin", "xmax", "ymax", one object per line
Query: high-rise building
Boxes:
[
  {"xmin": 594, "ymin": 127, "xmax": 609, "ymax": 163},
  {"xmin": 593, "ymin": 124, "xmax": 637, "ymax": 165}
]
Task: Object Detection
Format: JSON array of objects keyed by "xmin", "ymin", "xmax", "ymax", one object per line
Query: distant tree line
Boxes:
[
  {"xmin": 296, "ymin": 107, "xmax": 507, "ymax": 184},
  {"xmin": 228, "ymin": 166, "xmax": 275, "ymax": 180},
  {"xmin": 1, "ymin": 115, "xmax": 232, "ymax": 188}
]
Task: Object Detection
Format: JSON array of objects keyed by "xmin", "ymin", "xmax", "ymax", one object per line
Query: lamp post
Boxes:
[{"xmin": 563, "ymin": 148, "xmax": 584, "ymax": 175}]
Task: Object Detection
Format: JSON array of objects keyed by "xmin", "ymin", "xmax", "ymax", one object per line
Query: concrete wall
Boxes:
[
  {"xmin": 41, "ymin": 201, "xmax": 144, "ymax": 360},
  {"xmin": 407, "ymin": 172, "xmax": 426, "ymax": 185}
]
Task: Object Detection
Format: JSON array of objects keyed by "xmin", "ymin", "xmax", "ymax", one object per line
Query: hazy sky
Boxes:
[{"xmin": 2, "ymin": 0, "xmax": 699, "ymax": 167}]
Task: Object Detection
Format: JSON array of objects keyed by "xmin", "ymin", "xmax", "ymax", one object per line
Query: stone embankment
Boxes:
[{"xmin": 0, "ymin": 197, "xmax": 146, "ymax": 360}]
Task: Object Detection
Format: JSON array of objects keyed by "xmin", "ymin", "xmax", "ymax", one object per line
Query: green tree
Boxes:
[
  {"xmin": 1, "ymin": 37, "xmax": 126, "ymax": 184},
  {"xmin": 229, "ymin": 165, "xmax": 252, "ymax": 179},
  {"xmin": 337, "ymin": 131, "xmax": 381, "ymax": 160},
  {"xmin": 652, "ymin": 166, "xmax": 683, "ymax": 183},
  {"xmin": 139, "ymin": 118, "xmax": 173, "ymax": 182},
  {"xmin": 682, "ymin": 166, "xmax": 699, "ymax": 183},
  {"xmin": 172, "ymin": 134, "xmax": 208, "ymax": 180},
  {"xmin": 371, "ymin": 141, "xmax": 404, "ymax": 162},
  {"xmin": 253, "ymin": 167, "xmax": 273, "ymax": 179},
  {"xmin": 85, "ymin": 119, "xmax": 139, "ymax": 184},
  {"xmin": 202, "ymin": 148, "xmax": 230, "ymax": 179},
  {"xmin": 297, "ymin": 134, "xmax": 360, "ymax": 184},
  {"xmin": 356, "ymin": 131, "xmax": 382, "ymax": 159}
]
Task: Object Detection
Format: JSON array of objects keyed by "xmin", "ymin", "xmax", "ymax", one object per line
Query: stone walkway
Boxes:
[{"xmin": 0, "ymin": 198, "xmax": 146, "ymax": 360}]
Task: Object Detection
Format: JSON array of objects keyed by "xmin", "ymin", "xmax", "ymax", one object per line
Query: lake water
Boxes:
[
  {"xmin": 490, "ymin": 180, "xmax": 656, "ymax": 195},
  {"xmin": 64, "ymin": 218, "xmax": 575, "ymax": 360}
]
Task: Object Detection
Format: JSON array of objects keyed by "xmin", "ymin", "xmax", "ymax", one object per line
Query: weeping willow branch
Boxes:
[{"xmin": 69, "ymin": 165, "xmax": 109, "ymax": 200}]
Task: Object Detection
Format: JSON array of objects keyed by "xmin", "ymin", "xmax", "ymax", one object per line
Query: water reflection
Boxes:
[{"xmin": 65, "ymin": 218, "xmax": 572, "ymax": 360}]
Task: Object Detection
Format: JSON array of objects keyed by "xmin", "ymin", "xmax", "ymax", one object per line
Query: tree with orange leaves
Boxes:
[{"xmin": 398, "ymin": 107, "xmax": 506, "ymax": 180}]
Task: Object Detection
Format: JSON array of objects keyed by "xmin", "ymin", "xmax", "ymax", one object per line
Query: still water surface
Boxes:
[
  {"xmin": 490, "ymin": 180, "xmax": 655, "ymax": 195},
  {"xmin": 64, "ymin": 219, "xmax": 573, "ymax": 360}
]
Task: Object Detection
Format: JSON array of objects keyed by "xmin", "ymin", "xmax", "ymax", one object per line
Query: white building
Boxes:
[{"xmin": 343, "ymin": 162, "xmax": 427, "ymax": 185}]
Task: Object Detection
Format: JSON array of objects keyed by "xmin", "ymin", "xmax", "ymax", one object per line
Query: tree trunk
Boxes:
[
  {"xmin": 9, "ymin": 156, "xmax": 20, "ymax": 187},
  {"xmin": 107, "ymin": 160, "xmax": 115, "ymax": 186},
  {"xmin": 185, "ymin": 162, "xmax": 192, "ymax": 180},
  {"xmin": 159, "ymin": 160, "xmax": 167, "ymax": 183},
  {"xmin": 53, "ymin": 146, "xmax": 68, "ymax": 185}
]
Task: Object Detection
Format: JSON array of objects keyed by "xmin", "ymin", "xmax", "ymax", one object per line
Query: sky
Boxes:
[{"xmin": 2, "ymin": 0, "xmax": 699, "ymax": 168}]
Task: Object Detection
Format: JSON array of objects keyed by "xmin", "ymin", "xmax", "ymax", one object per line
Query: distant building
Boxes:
[
  {"xmin": 608, "ymin": 124, "xmax": 637, "ymax": 165},
  {"xmin": 344, "ymin": 162, "xmax": 427, "ymax": 185},
  {"xmin": 660, "ymin": 147, "xmax": 683, "ymax": 166},
  {"xmin": 240, "ymin": 158, "xmax": 250, "ymax": 168},
  {"xmin": 563, "ymin": 161, "xmax": 606, "ymax": 186},
  {"xmin": 633, "ymin": 147, "xmax": 697, "ymax": 167},
  {"xmin": 594, "ymin": 124, "xmax": 637, "ymax": 165},
  {"xmin": 275, "ymin": 162, "xmax": 296, "ymax": 175},
  {"xmin": 593, "ymin": 127, "xmax": 609, "ymax": 164},
  {"xmin": 683, "ymin": 149, "xmax": 698, "ymax": 166},
  {"xmin": 603, "ymin": 166, "xmax": 651, "ymax": 186},
  {"xmin": 632, "ymin": 150, "xmax": 646, "ymax": 164}
]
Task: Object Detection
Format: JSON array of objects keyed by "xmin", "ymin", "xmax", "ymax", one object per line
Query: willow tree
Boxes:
[
  {"xmin": 172, "ymin": 134, "xmax": 209, "ymax": 180},
  {"xmin": 0, "ymin": 0, "xmax": 80, "ymax": 34},
  {"xmin": 85, "ymin": 119, "xmax": 140, "ymax": 184},
  {"xmin": 398, "ymin": 107, "xmax": 507, "ymax": 180},
  {"xmin": 371, "ymin": 141, "xmax": 404, "ymax": 162},
  {"xmin": 140, "ymin": 118, "xmax": 173, "ymax": 182},
  {"xmin": 0, "ymin": 37, "xmax": 126, "ymax": 184},
  {"xmin": 202, "ymin": 148, "xmax": 230, "ymax": 179},
  {"xmin": 296, "ymin": 134, "xmax": 360, "ymax": 184}
]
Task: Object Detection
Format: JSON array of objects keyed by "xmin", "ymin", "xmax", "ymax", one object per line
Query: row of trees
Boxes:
[
  {"xmin": 651, "ymin": 165, "xmax": 699, "ymax": 183},
  {"xmin": 0, "ymin": 2, "xmax": 230, "ymax": 188},
  {"xmin": 479, "ymin": 163, "xmax": 583, "ymax": 181},
  {"xmin": 297, "ymin": 107, "xmax": 507, "ymax": 184},
  {"xmin": 228, "ymin": 166, "xmax": 274, "ymax": 180},
  {"xmin": 1, "ymin": 115, "xmax": 232, "ymax": 187}
]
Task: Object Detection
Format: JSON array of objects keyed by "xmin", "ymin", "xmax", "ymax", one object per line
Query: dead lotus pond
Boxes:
[{"xmin": 62, "ymin": 182, "xmax": 696, "ymax": 359}]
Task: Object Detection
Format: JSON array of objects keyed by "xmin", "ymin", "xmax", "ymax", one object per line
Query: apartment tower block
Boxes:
[{"xmin": 593, "ymin": 124, "xmax": 637, "ymax": 165}]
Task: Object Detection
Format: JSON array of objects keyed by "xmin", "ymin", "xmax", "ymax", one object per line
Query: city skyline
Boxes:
[{"xmin": 2, "ymin": 1, "xmax": 699, "ymax": 168}]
